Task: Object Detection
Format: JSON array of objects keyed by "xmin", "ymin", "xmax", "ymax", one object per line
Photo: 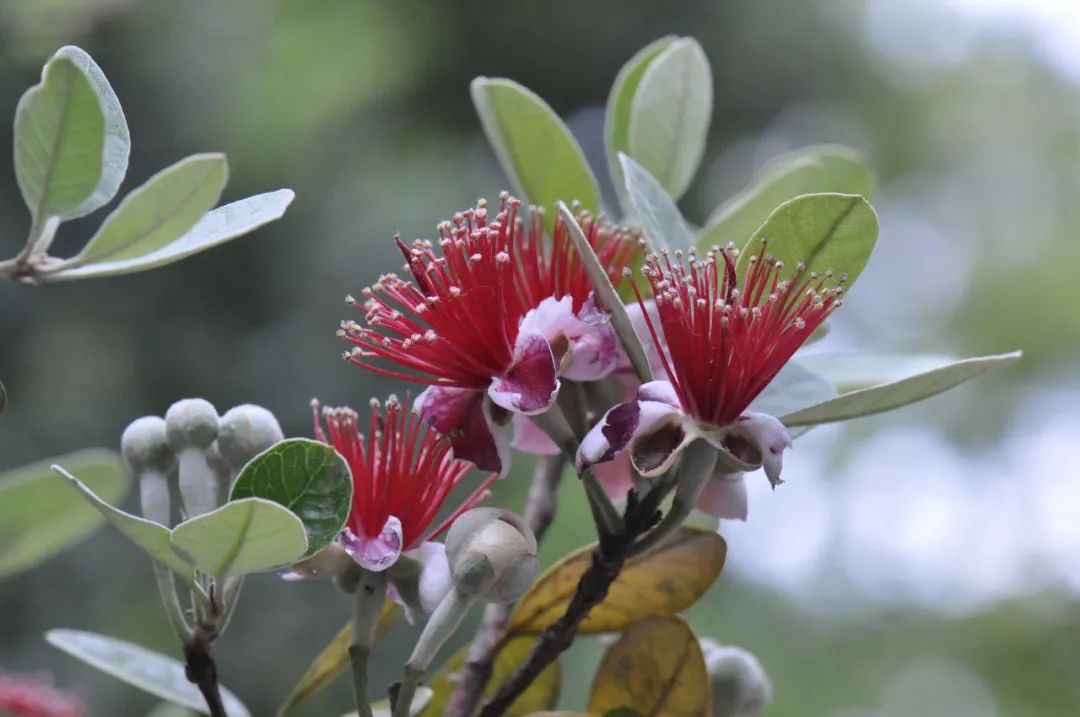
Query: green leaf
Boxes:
[
  {"xmin": 14, "ymin": 46, "xmax": 130, "ymax": 222},
  {"xmin": 71, "ymin": 154, "xmax": 228, "ymax": 265},
  {"xmin": 50, "ymin": 464, "xmax": 194, "ymax": 584},
  {"xmin": 796, "ymin": 352, "xmax": 967, "ymax": 394},
  {"xmin": 735, "ymin": 193, "xmax": 878, "ymax": 290},
  {"xmin": 619, "ymin": 153, "xmax": 694, "ymax": 253},
  {"xmin": 471, "ymin": 77, "xmax": 599, "ymax": 228},
  {"xmin": 228, "ymin": 438, "xmax": 352, "ymax": 558},
  {"xmin": 587, "ymin": 616, "xmax": 708, "ymax": 716},
  {"xmin": 46, "ymin": 629, "xmax": 250, "ymax": 717},
  {"xmin": 605, "ymin": 35, "xmax": 677, "ymax": 213},
  {"xmin": 780, "ymin": 351, "xmax": 1022, "ymax": 427},
  {"xmin": 626, "ymin": 38, "xmax": 712, "ymax": 201},
  {"xmin": 50, "ymin": 189, "xmax": 294, "ymax": 281},
  {"xmin": 276, "ymin": 602, "xmax": 402, "ymax": 717},
  {"xmin": 558, "ymin": 203, "xmax": 652, "ymax": 384},
  {"xmin": 508, "ymin": 528, "xmax": 725, "ymax": 636},
  {"xmin": 748, "ymin": 361, "xmax": 837, "ymax": 421},
  {"xmin": 419, "ymin": 638, "xmax": 560, "ymax": 717},
  {"xmin": 170, "ymin": 497, "xmax": 308, "ymax": 578},
  {"xmin": 698, "ymin": 145, "xmax": 873, "ymax": 251},
  {"xmin": 0, "ymin": 450, "xmax": 126, "ymax": 578}
]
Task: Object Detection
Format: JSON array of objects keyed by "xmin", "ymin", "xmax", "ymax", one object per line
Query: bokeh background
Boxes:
[{"xmin": 1, "ymin": 1, "xmax": 1078, "ymax": 715}]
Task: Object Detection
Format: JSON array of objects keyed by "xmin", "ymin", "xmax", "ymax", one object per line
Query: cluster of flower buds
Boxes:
[{"xmin": 121, "ymin": 400, "xmax": 283, "ymax": 525}]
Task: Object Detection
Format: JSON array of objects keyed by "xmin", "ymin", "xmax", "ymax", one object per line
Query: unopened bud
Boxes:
[
  {"xmin": 445, "ymin": 508, "xmax": 538, "ymax": 603},
  {"xmin": 700, "ymin": 639, "xmax": 772, "ymax": 717},
  {"xmin": 121, "ymin": 416, "xmax": 174, "ymax": 525},
  {"xmin": 217, "ymin": 404, "xmax": 283, "ymax": 470},
  {"xmin": 165, "ymin": 398, "xmax": 219, "ymax": 518}
]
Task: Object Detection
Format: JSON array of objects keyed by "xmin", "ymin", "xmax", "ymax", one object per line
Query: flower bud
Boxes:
[
  {"xmin": 445, "ymin": 508, "xmax": 538, "ymax": 603},
  {"xmin": 217, "ymin": 404, "xmax": 284, "ymax": 470},
  {"xmin": 121, "ymin": 416, "xmax": 174, "ymax": 525},
  {"xmin": 165, "ymin": 398, "xmax": 219, "ymax": 518},
  {"xmin": 700, "ymin": 638, "xmax": 772, "ymax": 717}
]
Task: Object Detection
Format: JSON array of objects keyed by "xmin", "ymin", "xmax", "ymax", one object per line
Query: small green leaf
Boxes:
[
  {"xmin": 619, "ymin": 153, "xmax": 694, "ymax": 253},
  {"xmin": 587, "ymin": 616, "xmax": 708, "ymax": 716},
  {"xmin": 50, "ymin": 189, "xmax": 294, "ymax": 281},
  {"xmin": 46, "ymin": 629, "xmax": 250, "ymax": 717},
  {"xmin": 796, "ymin": 352, "xmax": 964, "ymax": 394},
  {"xmin": 748, "ymin": 361, "xmax": 837, "ymax": 421},
  {"xmin": 51, "ymin": 464, "xmax": 194, "ymax": 584},
  {"xmin": 736, "ymin": 193, "xmax": 878, "ymax": 290},
  {"xmin": 228, "ymin": 438, "xmax": 352, "ymax": 559},
  {"xmin": 419, "ymin": 638, "xmax": 560, "ymax": 717},
  {"xmin": 471, "ymin": 77, "xmax": 599, "ymax": 228},
  {"xmin": 626, "ymin": 38, "xmax": 712, "ymax": 201},
  {"xmin": 699, "ymin": 145, "xmax": 873, "ymax": 251},
  {"xmin": 72, "ymin": 154, "xmax": 228, "ymax": 265},
  {"xmin": 0, "ymin": 450, "xmax": 126, "ymax": 578},
  {"xmin": 780, "ymin": 351, "xmax": 1022, "ymax": 427},
  {"xmin": 558, "ymin": 203, "xmax": 652, "ymax": 384},
  {"xmin": 605, "ymin": 35, "xmax": 677, "ymax": 213},
  {"xmin": 14, "ymin": 47, "xmax": 129, "ymax": 222},
  {"xmin": 170, "ymin": 497, "xmax": 308, "ymax": 578},
  {"xmin": 276, "ymin": 602, "xmax": 402, "ymax": 717}
]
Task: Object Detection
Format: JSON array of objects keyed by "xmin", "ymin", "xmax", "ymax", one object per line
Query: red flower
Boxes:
[
  {"xmin": 338, "ymin": 195, "xmax": 634, "ymax": 473},
  {"xmin": 312, "ymin": 396, "xmax": 495, "ymax": 571},
  {"xmin": 579, "ymin": 242, "xmax": 845, "ymax": 505},
  {"xmin": 0, "ymin": 673, "xmax": 83, "ymax": 717}
]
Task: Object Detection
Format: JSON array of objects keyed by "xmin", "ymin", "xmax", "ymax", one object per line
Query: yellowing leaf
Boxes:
[
  {"xmin": 419, "ymin": 637, "xmax": 560, "ymax": 717},
  {"xmin": 507, "ymin": 528, "xmax": 725, "ymax": 636},
  {"xmin": 276, "ymin": 600, "xmax": 402, "ymax": 716},
  {"xmin": 588, "ymin": 616, "xmax": 709, "ymax": 717}
]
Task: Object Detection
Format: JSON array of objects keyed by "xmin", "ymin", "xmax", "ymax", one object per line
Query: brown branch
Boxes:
[
  {"xmin": 184, "ymin": 633, "xmax": 227, "ymax": 717},
  {"xmin": 476, "ymin": 482, "xmax": 665, "ymax": 717},
  {"xmin": 446, "ymin": 454, "xmax": 567, "ymax": 717}
]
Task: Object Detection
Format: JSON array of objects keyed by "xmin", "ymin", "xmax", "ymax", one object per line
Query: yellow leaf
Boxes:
[
  {"xmin": 507, "ymin": 528, "xmax": 725, "ymax": 636},
  {"xmin": 276, "ymin": 599, "xmax": 402, "ymax": 716},
  {"xmin": 419, "ymin": 637, "xmax": 560, "ymax": 717},
  {"xmin": 588, "ymin": 616, "xmax": 709, "ymax": 717}
]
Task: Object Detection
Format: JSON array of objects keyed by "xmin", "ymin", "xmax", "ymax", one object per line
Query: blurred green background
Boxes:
[{"xmin": 1, "ymin": 0, "xmax": 1078, "ymax": 715}]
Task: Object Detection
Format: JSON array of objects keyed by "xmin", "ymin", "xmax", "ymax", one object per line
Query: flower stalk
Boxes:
[{"xmin": 349, "ymin": 569, "xmax": 388, "ymax": 717}]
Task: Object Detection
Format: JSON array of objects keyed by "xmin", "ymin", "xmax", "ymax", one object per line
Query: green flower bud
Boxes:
[
  {"xmin": 445, "ymin": 508, "xmax": 538, "ymax": 603},
  {"xmin": 165, "ymin": 398, "xmax": 219, "ymax": 518},
  {"xmin": 700, "ymin": 638, "xmax": 772, "ymax": 717},
  {"xmin": 217, "ymin": 404, "xmax": 283, "ymax": 469},
  {"xmin": 121, "ymin": 416, "xmax": 174, "ymax": 525}
]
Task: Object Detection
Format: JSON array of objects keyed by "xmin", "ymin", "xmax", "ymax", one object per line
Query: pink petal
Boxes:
[
  {"xmin": 341, "ymin": 516, "xmax": 403, "ymax": 572},
  {"xmin": 519, "ymin": 295, "xmax": 618, "ymax": 382},
  {"xmin": 577, "ymin": 383, "xmax": 685, "ymax": 473},
  {"xmin": 563, "ymin": 323, "xmax": 619, "ymax": 382},
  {"xmin": 488, "ymin": 330, "xmax": 559, "ymax": 415},
  {"xmin": 727, "ymin": 412, "xmax": 792, "ymax": 487},
  {"xmin": 413, "ymin": 541, "xmax": 452, "ymax": 614},
  {"xmin": 511, "ymin": 413, "xmax": 560, "ymax": 455},
  {"xmin": 414, "ymin": 386, "xmax": 510, "ymax": 474},
  {"xmin": 697, "ymin": 476, "xmax": 749, "ymax": 521}
]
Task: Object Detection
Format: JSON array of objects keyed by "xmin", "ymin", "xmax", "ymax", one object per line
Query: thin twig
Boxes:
[
  {"xmin": 475, "ymin": 480, "xmax": 667, "ymax": 717},
  {"xmin": 184, "ymin": 633, "xmax": 227, "ymax": 717},
  {"xmin": 446, "ymin": 454, "xmax": 567, "ymax": 717}
]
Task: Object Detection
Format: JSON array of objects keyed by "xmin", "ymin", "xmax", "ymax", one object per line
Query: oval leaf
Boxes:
[
  {"xmin": 471, "ymin": 77, "xmax": 599, "ymax": 227},
  {"xmin": 626, "ymin": 38, "xmax": 712, "ymax": 201},
  {"xmin": 0, "ymin": 450, "xmax": 126, "ymax": 578},
  {"xmin": 619, "ymin": 153, "xmax": 694, "ymax": 253},
  {"xmin": 170, "ymin": 497, "xmax": 307, "ymax": 578},
  {"xmin": 276, "ymin": 601, "xmax": 402, "ymax": 717},
  {"xmin": 72, "ymin": 154, "xmax": 228, "ymax": 265},
  {"xmin": 796, "ymin": 352, "xmax": 961, "ymax": 394},
  {"xmin": 419, "ymin": 638, "xmax": 560, "ymax": 717},
  {"xmin": 14, "ymin": 51, "xmax": 110, "ymax": 221},
  {"xmin": 587, "ymin": 616, "xmax": 709, "ymax": 717},
  {"xmin": 605, "ymin": 35, "xmax": 677, "ymax": 213},
  {"xmin": 50, "ymin": 190, "xmax": 294, "ymax": 281},
  {"xmin": 228, "ymin": 438, "xmax": 351, "ymax": 558},
  {"xmin": 699, "ymin": 145, "xmax": 873, "ymax": 251},
  {"xmin": 507, "ymin": 527, "xmax": 725, "ymax": 636},
  {"xmin": 50, "ymin": 464, "xmax": 194, "ymax": 584},
  {"xmin": 735, "ymin": 193, "xmax": 878, "ymax": 290},
  {"xmin": 46, "ymin": 629, "xmax": 250, "ymax": 717},
  {"xmin": 780, "ymin": 351, "xmax": 1022, "ymax": 427}
]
